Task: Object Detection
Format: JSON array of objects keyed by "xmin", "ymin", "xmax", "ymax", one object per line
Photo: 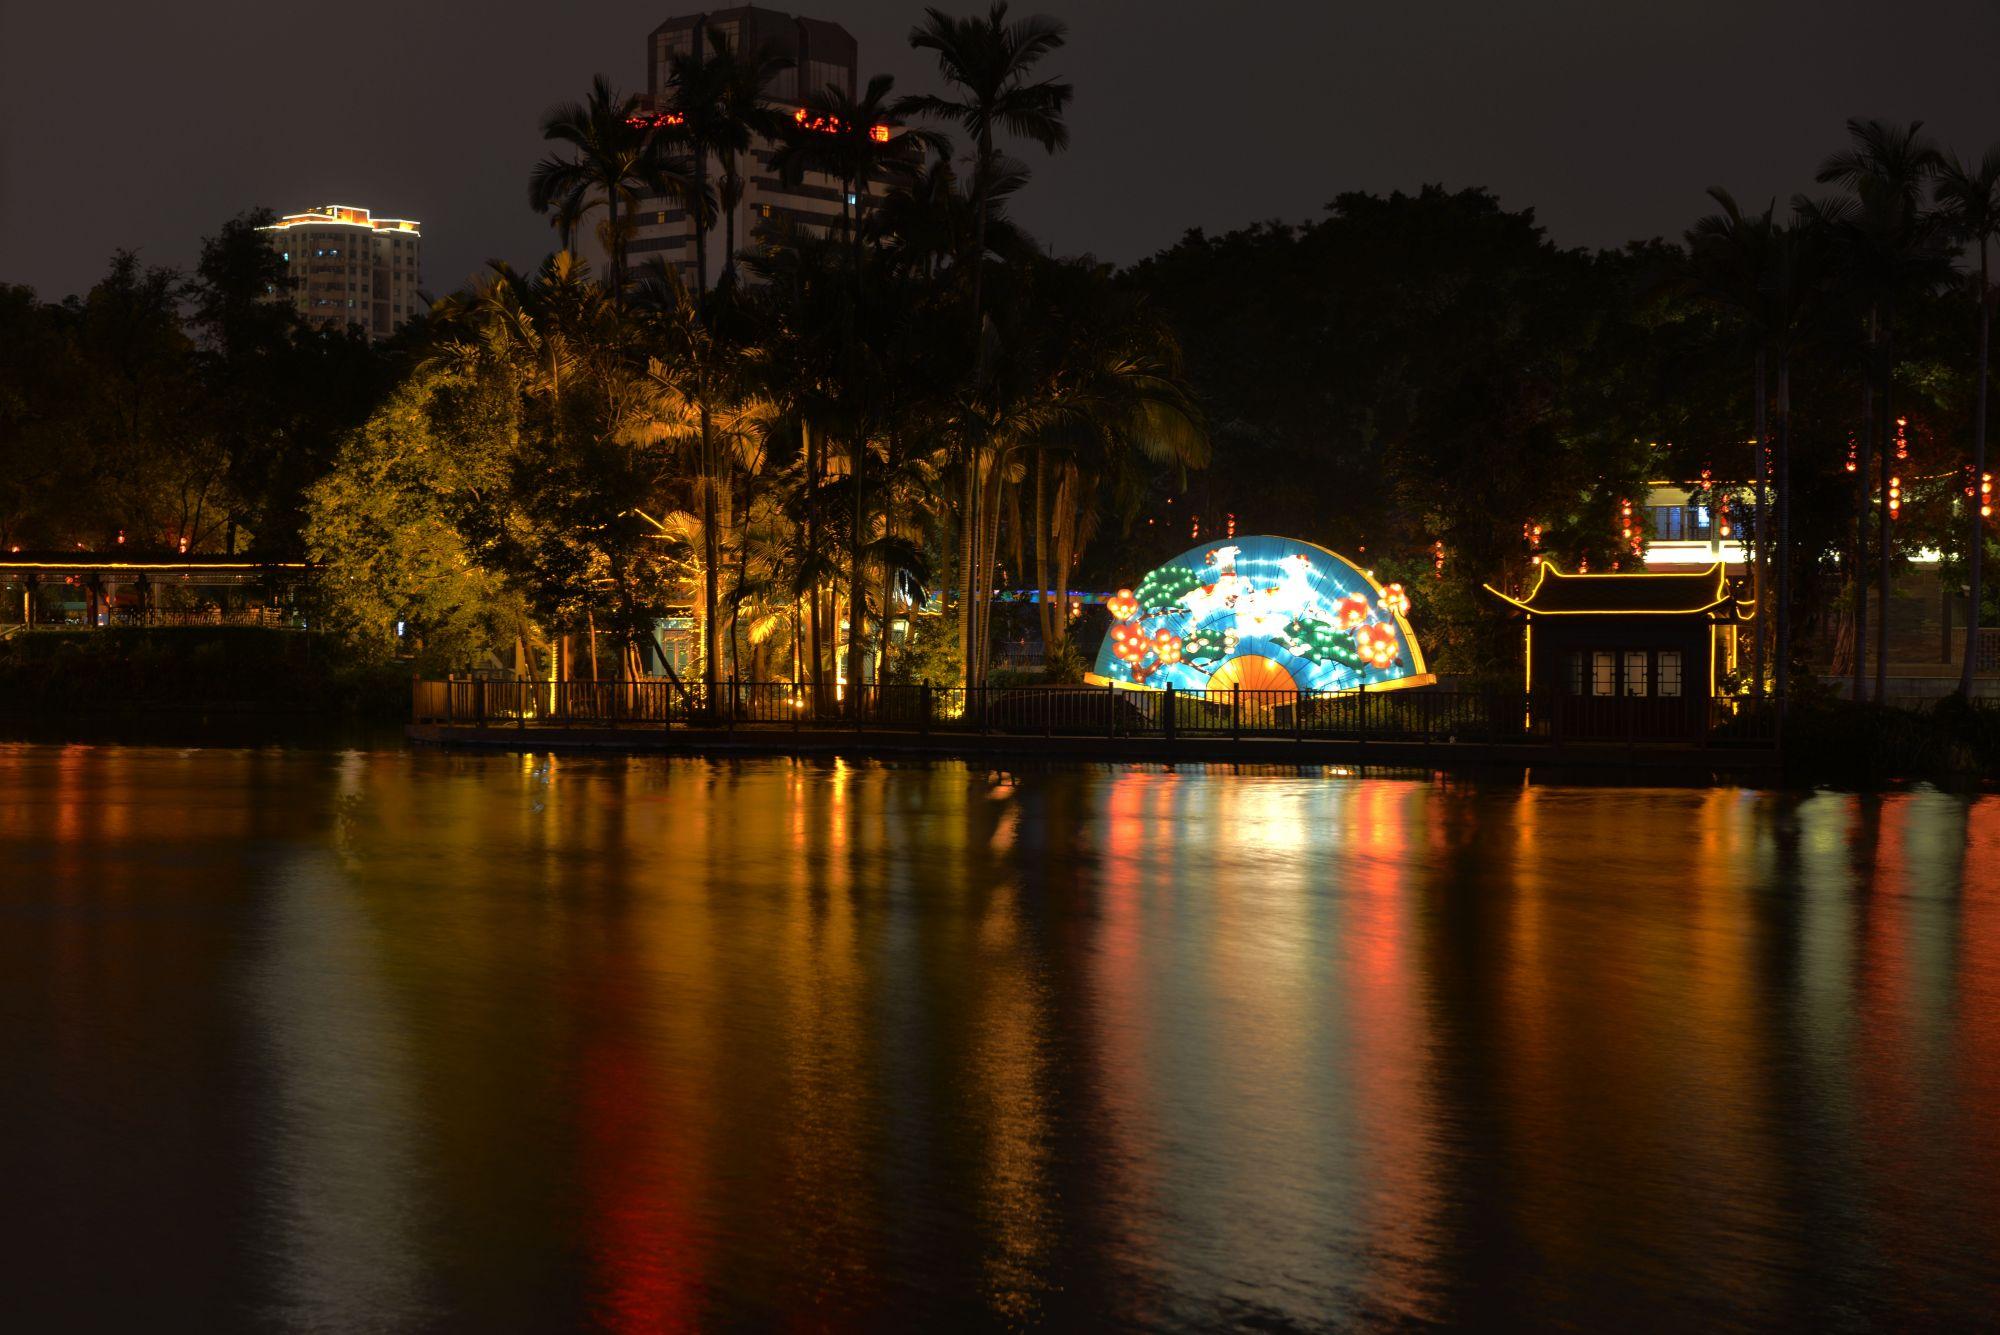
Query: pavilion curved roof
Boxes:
[{"xmin": 1484, "ymin": 561, "xmax": 1744, "ymax": 618}]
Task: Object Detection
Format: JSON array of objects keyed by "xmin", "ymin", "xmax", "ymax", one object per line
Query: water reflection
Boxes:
[{"xmin": 2, "ymin": 745, "xmax": 1997, "ymax": 1328}]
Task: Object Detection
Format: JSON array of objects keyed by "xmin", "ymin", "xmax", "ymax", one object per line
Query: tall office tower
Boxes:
[
  {"xmin": 260, "ymin": 205, "xmax": 424, "ymax": 340},
  {"xmin": 613, "ymin": 7, "xmax": 895, "ymax": 290}
]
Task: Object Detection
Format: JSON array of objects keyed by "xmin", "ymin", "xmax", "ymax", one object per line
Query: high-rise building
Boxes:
[
  {"xmin": 259, "ymin": 205, "xmax": 424, "ymax": 341},
  {"xmin": 612, "ymin": 7, "xmax": 895, "ymax": 290}
]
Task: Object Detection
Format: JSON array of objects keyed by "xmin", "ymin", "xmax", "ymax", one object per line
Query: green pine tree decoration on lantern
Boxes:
[
  {"xmin": 1135, "ymin": 563, "xmax": 1205, "ymax": 613},
  {"xmin": 1284, "ymin": 617, "xmax": 1367, "ymax": 670}
]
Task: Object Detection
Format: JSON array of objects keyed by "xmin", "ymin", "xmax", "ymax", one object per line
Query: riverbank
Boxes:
[{"xmin": 407, "ymin": 719, "xmax": 1784, "ymax": 779}]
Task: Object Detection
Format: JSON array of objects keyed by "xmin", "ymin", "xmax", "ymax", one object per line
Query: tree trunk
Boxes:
[
  {"xmin": 803, "ymin": 419, "xmax": 824, "ymax": 711},
  {"xmin": 1876, "ymin": 332, "xmax": 1894, "ymax": 705},
  {"xmin": 956, "ymin": 454, "xmax": 978, "ymax": 686},
  {"xmin": 1854, "ymin": 361, "xmax": 1874, "ymax": 702},
  {"xmin": 607, "ymin": 185, "xmax": 621, "ymax": 299},
  {"xmin": 1751, "ymin": 349, "xmax": 1767, "ymax": 697},
  {"xmin": 693, "ymin": 145, "xmax": 709, "ymax": 297},
  {"xmin": 1964, "ymin": 242, "xmax": 1991, "ymax": 695},
  {"xmin": 1034, "ymin": 449, "xmax": 1053, "ymax": 659},
  {"xmin": 700, "ymin": 402, "xmax": 720, "ymax": 702},
  {"xmin": 1053, "ymin": 465, "xmax": 1077, "ymax": 659},
  {"xmin": 586, "ymin": 608, "xmax": 601, "ymax": 681},
  {"xmin": 974, "ymin": 462, "xmax": 1005, "ymax": 686},
  {"xmin": 847, "ymin": 433, "xmax": 866, "ymax": 716},
  {"xmin": 1776, "ymin": 359, "xmax": 1793, "ymax": 715}
]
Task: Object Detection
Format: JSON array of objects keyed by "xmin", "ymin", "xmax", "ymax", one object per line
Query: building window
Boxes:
[
  {"xmin": 1623, "ymin": 650, "xmax": 1649, "ymax": 696},
  {"xmin": 1657, "ymin": 650, "xmax": 1682, "ymax": 697},
  {"xmin": 1566, "ymin": 651, "xmax": 1584, "ymax": 695},
  {"xmin": 1592, "ymin": 651, "xmax": 1616, "ymax": 697}
]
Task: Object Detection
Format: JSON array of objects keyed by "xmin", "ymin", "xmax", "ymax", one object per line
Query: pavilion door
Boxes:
[{"xmin": 1558, "ymin": 647, "xmax": 1689, "ymax": 740}]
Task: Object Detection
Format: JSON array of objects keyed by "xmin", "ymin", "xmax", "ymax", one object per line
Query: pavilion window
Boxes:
[
  {"xmin": 1591, "ymin": 651, "xmax": 1616, "ymax": 697},
  {"xmin": 1657, "ymin": 651, "xmax": 1682, "ymax": 697},
  {"xmin": 1623, "ymin": 651, "xmax": 1649, "ymax": 697}
]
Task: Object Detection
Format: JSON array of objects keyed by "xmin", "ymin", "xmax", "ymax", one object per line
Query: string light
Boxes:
[
  {"xmin": 1718, "ymin": 494, "xmax": 1731, "ymax": 539},
  {"xmin": 1888, "ymin": 474, "xmax": 1902, "ymax": 518},
  {"xmin": 1432, "ymin": 539, "xmax": 1445, "ymax": 579},
  {"xmin": 1846, "ymin": 435, "xmax": 1858, "ymax": 473},
  {"xmin": 1523, "ymin": 520, "xmax": 1542, "ymax": 551},
  {"xmin": 1984, "ymin": 472, "xmax": 1994, "ymax": 520},
  {"xmin": 1226, "ymin": 512, "xmax": 1236, "ymax": 539},
  {"xmin": 1895, "ymin": 416, "xmax": 1908, "ymax": 462}
]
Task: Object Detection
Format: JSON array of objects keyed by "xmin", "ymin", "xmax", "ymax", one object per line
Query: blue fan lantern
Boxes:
[{"xmin": 1088, "ymin": 536, "xmax": 1433, "ymax": 694}]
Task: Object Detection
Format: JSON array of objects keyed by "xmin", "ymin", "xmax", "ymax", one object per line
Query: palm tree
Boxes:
[
  {"xmin": 528, "ymin": 75, "xmax": 694, "ymax": 300},
  {"xmin": 656, "ymin": 32, "xmax": 730, "ymax": 298},
  {"xmin": 1815, "ymin": 118, "xmax": 1948, "ymax": 702},
  {"xmin": 1934, "ymin": 146, "xmax": 2000, "ymax": 695},
  {"xmin": 711, "ymin": 39, "xmax": 793, "ymax": 288},
  {"xmin": 631, "ymin": 261, "xmax": 740, "ymax": 701},
  {"xmin": 773, "ymin": 74, "xmax": 946, "ymax": 709},
  {"xmin": 901, "ymin": 2, "xmax": 1073, "ymax": 686},
  {"xmin": 1685, "ymin": 188, "xmax": 1776, "ymax": 696}
]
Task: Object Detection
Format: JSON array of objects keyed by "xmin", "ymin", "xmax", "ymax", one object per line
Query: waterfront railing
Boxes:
[{"xmin": 413, "ymin": 678, "xmax": 1779, "ymax": 748}]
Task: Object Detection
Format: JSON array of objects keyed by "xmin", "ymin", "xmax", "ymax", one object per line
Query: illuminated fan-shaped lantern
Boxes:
[
  {"xmin": 1151, "ymin": 629, "xmax": 1183, "ymax": 664},
  {"xmin": 1109, "ymin": 621, "xmax": 1148, "ymax": 662},
  {"xmin": 1106, "ymin": 588, "xmax": 1139, "ymax": 620},
  {"xmin": 1334, "ymin": 593, "xmax": 1371, "ymax": 629},
  {"xmin": 1378, "ymin": 583, "xmax": 1411, "ymax": 617},
  {"xmin": 1355, "ymin": 622, "xmax": 1400, "ymax": 669}
]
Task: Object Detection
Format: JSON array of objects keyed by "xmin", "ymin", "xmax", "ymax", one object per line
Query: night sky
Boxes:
[{"xmin": 6, "ymin": 0, "xmax": 1999, "ymax": 301}]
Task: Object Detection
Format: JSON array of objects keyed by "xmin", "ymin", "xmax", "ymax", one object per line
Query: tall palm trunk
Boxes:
[
  {"xmin": 1776, "ymin": 359, "xmax": 1793, "ymax": 715},
  {"xmin": 1876, "ymin": 327, "xmax": 1895, "ymax": 705},
  {"xmin": 1052, "ymin": 465, "xmax": 1078, "ymax": 656},
  {"xmin": 804, "ymin": 420, "xmax": 825, "ymax": 711},
  {"xmin": 607, "ymin": 188, "xmax": 622, "ymax": 299},
  {"xmin": 1750, "ymin": 349, "xmax": 1767, "ymax": 697},
  {"xmin": 847, "ymin": 434, "xmax": 866, "ymax": 713},
  {"xmin": 974, "ymin": 461, "xmax": 1005, "ymax": 684},
  {"xmin": 955, "ymin": 453, "xmax": 978, "ymax": 686},
  {"xmin": 1033, "ymin": 449, "xmax": 1053, "ymax": 658},
  {"xmin": 700, "ymin": 401, "xmax": 720, "ymax": 702},
  {"xmin": 1854, "ymin": 339, "xmax": 1875, "ymax": 701},
  {"xmin": 692, "ymin": 145, "xmax": 710, "ymax": 297},
  {"xmin": 1964, "ymin": 241, "xmax": 1992, "ymax": 694}
]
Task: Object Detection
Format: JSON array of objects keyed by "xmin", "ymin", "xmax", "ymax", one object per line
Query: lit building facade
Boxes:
[
  {"xmin": 259, "ymin": 205, "xmax": 424, "ymax": 340},
  {"xmin": 610, "ymin": 7, "xmax": 888, "ymax": 290}
]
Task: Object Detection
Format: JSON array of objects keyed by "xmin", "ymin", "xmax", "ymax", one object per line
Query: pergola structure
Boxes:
[{"xmin": 0, "ymin": 552, "xmax": 313, "ymax": 629}]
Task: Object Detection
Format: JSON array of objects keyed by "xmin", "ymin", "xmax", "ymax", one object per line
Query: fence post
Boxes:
[
  {"xmin": 1164, "ymin": 683, "xmax": 1177, "ymax": 746},
  {"xmin": 920, "ymin": 680, "xmax": 931, "ymax": 735},
  {"xmin": 1231, "ymin": 683, "xmax": 1240, "ymax": 742},
  {"xmin": 980, "ymin": 684, "xmax": 989, "ymax": 735},
  {"xmin": 475, "ymin": 678, "xmax": 487, "ymax": 728},
  {"xmin": 1107, "ymin": 683, "xmax": 1116, "ymax": 740},
  {"xmin": 1294, "ymin": 689, "xmax": 1304, "ymax": 743}
]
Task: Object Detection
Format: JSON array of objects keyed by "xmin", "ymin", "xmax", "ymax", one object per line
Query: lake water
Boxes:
[{"xmin": 4, "ymin": 744, "xmax": 1997, "ymax": 1330}]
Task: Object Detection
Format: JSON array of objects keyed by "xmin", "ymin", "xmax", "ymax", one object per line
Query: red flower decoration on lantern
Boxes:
[
  {"xmin": 1109, "ymin": 621, "xmax": 1148, "ymax": 663},
  {"xmin": 1106, "ymin": 588, "xmax": 1139, "ymax": 620},
  {"xmin": 1355, "ymin": 622, "xmax": 1400, "ymax": 669},
  {"xmin": 1151, "ymin": 629, "xmax": 1183, "ymax": 665},
  {"xmin": 1334, "ymin": 593, "xmax": 1371, "ymax": 629},
  {"xmin": 1378, "ymin": 583, "xmax": 1411, "ymax": 617}
]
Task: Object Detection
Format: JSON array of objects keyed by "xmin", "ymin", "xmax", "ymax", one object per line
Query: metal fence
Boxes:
[{"xmin": 413, "ymin": 678, "xmax": 1779, "ymax": 748}]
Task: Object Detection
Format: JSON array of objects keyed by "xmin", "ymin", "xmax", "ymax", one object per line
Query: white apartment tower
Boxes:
[{"xmin": 260, "ymin": 205, "xmax": 424, "ymax": 340}]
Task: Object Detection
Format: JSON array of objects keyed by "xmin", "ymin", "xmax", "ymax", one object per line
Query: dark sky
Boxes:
[{"xmin": 6, "ymin": 0, "xmax": 2000, "ymax": 301}]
